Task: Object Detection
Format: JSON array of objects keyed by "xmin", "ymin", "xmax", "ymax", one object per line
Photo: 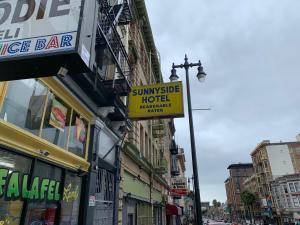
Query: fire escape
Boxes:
[
  {"xmin": 152, "ymin": 120, "xmax": 168, "ymax": 175},
  {"xmin": 170, "ymin": 139, "xmax": 180, "ymax": 176},
  {"xmin": 74, "ymin": 0, "xmax": 132, "ymax": 122}
]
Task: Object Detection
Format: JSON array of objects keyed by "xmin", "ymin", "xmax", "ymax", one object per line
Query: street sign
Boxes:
[{"xmin": 128, "ymin": 81, "xmax": 184, "ymax": 120}]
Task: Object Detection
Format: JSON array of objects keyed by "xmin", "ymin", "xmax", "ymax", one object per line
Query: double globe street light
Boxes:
[{"xmin": 170, "ymin": 55, "xmax": 207, "ymax": 225}]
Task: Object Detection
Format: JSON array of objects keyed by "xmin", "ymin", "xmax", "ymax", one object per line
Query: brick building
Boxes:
[{"xmin": 225, "ymin": 163, "xmax": 254, "ymax": 220}]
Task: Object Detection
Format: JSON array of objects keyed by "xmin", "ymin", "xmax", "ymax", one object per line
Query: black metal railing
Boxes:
[{"xmin": 96, "ymin": 0, "xmax": 132, "ymax": 87}]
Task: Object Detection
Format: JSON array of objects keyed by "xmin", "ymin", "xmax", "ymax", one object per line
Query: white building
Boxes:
[
  {"xmin": 271, "ymin": 174, "xmax": 300, "ymax": 223},
  {"xmin": 266, "ymin": 144, "xmax": 295, "ymax": 179}
]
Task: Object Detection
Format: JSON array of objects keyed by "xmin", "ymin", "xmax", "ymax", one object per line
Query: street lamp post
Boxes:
[{"xmin": 170, "ymin": 54, "xmax": 207, "ymax": 225}]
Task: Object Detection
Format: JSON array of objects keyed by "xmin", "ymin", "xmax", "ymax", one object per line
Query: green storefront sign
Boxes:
[{"xmin": 0, "ymin": 168, "xmax": 61, "ymax": 201}]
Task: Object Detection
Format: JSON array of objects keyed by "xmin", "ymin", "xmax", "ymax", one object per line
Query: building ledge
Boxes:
[{"xmin": 0, "ymin": 120, "xmax": 90, "ymax": 171}]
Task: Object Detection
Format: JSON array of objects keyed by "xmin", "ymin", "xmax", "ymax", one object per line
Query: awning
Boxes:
[
  {"xmin": 166, "ymin": 204, "xmax": 178, "ymax": 216},
  {"xmin": 166, "ymin": 204, "xmax": 183, "ymax": 216}
]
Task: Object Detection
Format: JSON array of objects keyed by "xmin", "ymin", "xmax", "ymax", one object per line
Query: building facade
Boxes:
[
  {"xmin": 251, "ymin": 140, "xmax": 300, "ymax": 219},
  {"xmin": 0, "ymin": 0, "xmax": 132, "ymax": 224},
  {"xmin": 225, "ymin": 163, "xmax": 254, "ymax": 221},
  {"xmin": 118, "ymin": 1, "xmax": 173, "ymax": 225},
  {"xmin": 167, "ymin": 147, "xmax": 188, "ymax": 225},
  {"xmin": 271, "ymin": 174, "xmax": 300, "ymax": 224},
  {"xmin": 0, "ymin": 0, "xmax": 187, "ymax": 225},
  {"xmin": 0, "ymin": 78, "xmax": 93, "ymax": 225}
]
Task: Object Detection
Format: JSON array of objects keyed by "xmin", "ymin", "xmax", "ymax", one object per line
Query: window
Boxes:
[
  {"xmin": 289, "ymin": 183, "xmax": 296, "ymax": 192},
  {"xmin": 280, "ymin": 186, "xmax": 285, "ymax": 194},
  {"xmin": 264, "ymin": 161, "xmax": 268, "ymax": 169},
  {"xmin": 137, "ymin": 203, "xmax": 151, "ymax": 225},
  {"xmin": 0, "ymin": 79, "xmax": 48, "ymax": 136},
  {"xmin": 295, "ymin": 182, "xmax": 300, "ymax": 192},
  {"xmin": 292, "ymin": 197, "xmax": 300, "ymax": 207},
  {"xmin": 42, "ymin": 93, "xmax": 71, "ymax": 149},
  {"xmin": 94, "ymin": 127, "xmax": 118, "ymax": 166},
  {"xmin": 68, "ymin": 111, "xmax": 88, "ymax": 157},
  {"xmin": 287, "ymin": 197, "xmax": 292, "ymax": 208},
  {"xmin": 284, "ymin": 185, "xmax": 288, "ymax": 193},
  {"xmin": 145, "ymin": 132, "xmax": 149, "ymax": 159},
  {"xmin": 283, "ymin": 198, "xmax": 288, "ymax": 208},
  {"xmin": 148, "ymin": 138, "xmax": 151, "ymax": 162},
  {"xmin": 295, "ymin": 147, "xmax": 300, "ymax": 154},
  {"xmin": 140, "ymin": 124, "xmax": 144, "ymax": 155},
  {"xmin": 60, "ymin": 172, "xmax": 82, "ymax": 225},
  {"xmin": 152, "ymin": 144, "xmax": 155, "ymax": 165},
  {"xmin": 0, "ymin": 149, "xmax": 32, "ymax": 225},
  {"xmin": 236, "ymin": 178, "xmax": 241, "ymax": 193},
  {"xmin": 25, "ymin": 161, "xmax": 62, "ymax": 225},
  {"xmin": 128, "ymin": 214, "xmax": 134, "ymax": 225},
  {"xmin": 0, "ymin": 79, "xmax": 89, "ymax": 159},
  {"xmin": 0, "ymin": 149, "xmax": 83, "ymax": 225}
]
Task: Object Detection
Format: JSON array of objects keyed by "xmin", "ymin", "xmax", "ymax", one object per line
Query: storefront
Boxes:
[
  {"xmin": 84, "ymin": 119, "xmax": 122, "ymax": 225},
  {"xmin": 153, "ymin": 204, "xmax": 163, "ymax": 225},
  {"xmin": 166, "ymin": 204, "xmax": 182, "ymax": 225},
  {"xmin": 122, "ymin": 171, "xmax": 153, "ymax": 225},
  {"xmin": 0, "ymin": 77, "xmax": 92, "ymax": 225},
  {"xmin": 122, "ymin": 197, "xmax": 153, "ymax": 225}
]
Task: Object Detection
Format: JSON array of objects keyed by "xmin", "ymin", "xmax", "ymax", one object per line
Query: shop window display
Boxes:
[
  {"xmin": 0, "ymin": 150, "xmax": 84, "ymax": 225},
  {"xmin": 42, "ymin": 93, "xmax": 72, "ymax": 149},
  {"xmin": 0, "ymin": 79, "xmax": 89, "ymax": 160},
  {"xmin": 0, "ymin": 79, "xmax": 48, "ymax": 136},
  {"xmin": 68, "ymin": 111, "xmax": 88, "ymax": 157},
  {"xmin": 24, "ymin": 161, "xmax": 62, "ymax": 225},
  {"xmin": 0, "ymin": 149, "xmax": 32, "ymax": 225},
  {"xmin": 60, "ymin": 172, "xmax": 82, "ymax": 225}
]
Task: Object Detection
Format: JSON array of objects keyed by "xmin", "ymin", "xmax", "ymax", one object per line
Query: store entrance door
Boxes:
[{"xmin": 93, "ymin": 168, "xmax": 115, "ymax": 225}]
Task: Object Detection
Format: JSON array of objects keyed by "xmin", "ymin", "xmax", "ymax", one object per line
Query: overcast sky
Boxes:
[{"xmin": 145, "ymin": 0, "xmax": 300, "ymax": 203}]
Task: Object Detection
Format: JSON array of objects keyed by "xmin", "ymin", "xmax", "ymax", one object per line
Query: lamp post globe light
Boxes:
[{"xmin": 170, "ymin": 55, "xmax": 207, "ymax": 225}]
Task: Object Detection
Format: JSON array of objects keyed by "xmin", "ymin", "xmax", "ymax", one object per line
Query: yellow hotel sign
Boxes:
[{"xmin": 129, "ymin": 81, "xmax": 184, "ymax": 120}]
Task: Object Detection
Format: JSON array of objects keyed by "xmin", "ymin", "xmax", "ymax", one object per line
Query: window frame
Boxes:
[
  {"xmin": 0, "ymin": 79, "xmax": 91, "ymax": 160},
  {"xmin": 292, "ymin": 196, "xmax": 300, "ymax": 207},
  {"xmin": 0, "ymin": 146, "xmax": 83, "ymax": 225}
]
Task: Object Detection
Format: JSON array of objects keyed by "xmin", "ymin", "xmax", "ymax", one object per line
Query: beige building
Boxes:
[
  {"xmin": 118, "ymin": 1, "xmax": 174, "ymax": 225},
  {"xmin": 251, "ymin": 140, "xmax": 300, "ymax": 209}
]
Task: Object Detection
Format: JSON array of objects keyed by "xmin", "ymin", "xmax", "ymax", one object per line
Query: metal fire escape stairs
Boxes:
[
  {"xmin": 152, "ymin": 120, "xmax": 168, "ymax": 175},
  {"xmin": 72, "ymin": 0, "xmax": 132, "ymax": 122},
  {"xmin": 95, "ymin": 0, "xmax": 132, "ymax": 94}
]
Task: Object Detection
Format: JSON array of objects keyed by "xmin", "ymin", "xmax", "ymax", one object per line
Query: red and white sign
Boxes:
[
  {"xmin": 170, "ymin": 177, "xmax": 188, "ymax": 196},
  {"xmin": 170, "ymin": 188, "xmax": 188, "ymax": 196}
]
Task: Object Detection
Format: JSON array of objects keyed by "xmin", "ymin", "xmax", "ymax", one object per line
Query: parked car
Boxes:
[{"xmin": 208, "ymin": 223, "xmax": 227, "ymax": 225}]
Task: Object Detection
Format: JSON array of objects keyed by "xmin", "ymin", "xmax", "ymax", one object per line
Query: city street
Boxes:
[{"xmin": 1, "ymin": 1, "xmax": 300, "ymax": 225}]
